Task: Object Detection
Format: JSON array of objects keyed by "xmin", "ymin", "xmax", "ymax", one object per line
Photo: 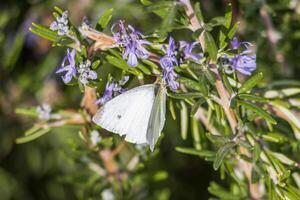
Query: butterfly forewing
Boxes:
[
  {"xmin": 146, "ymin": 86, "xmax": 167, "ymax": 151},
  {"xmin": 93, "ymin": 84, "xmax": 156, "ymax": 144}
]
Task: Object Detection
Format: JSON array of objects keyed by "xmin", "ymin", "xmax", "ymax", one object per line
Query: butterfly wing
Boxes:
[
  {"xmin": 146, "ymin": 85, "xmax": 167, "ymax": 151},
  {"xmin": 92, "ymin": 84, "xmax": 156, "ymax": 144}
]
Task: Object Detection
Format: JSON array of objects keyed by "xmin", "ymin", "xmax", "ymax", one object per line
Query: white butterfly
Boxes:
[{"xmin": 92, "ymin": 84, "xmax": 166, "ymax": 151}]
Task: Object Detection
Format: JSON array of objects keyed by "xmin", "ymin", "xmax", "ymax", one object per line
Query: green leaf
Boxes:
[
  {"xmin": 224, "ymin": 3, "xmax": 232, "ymax": 29},
  {"xmin": 4, "ymin": 32, "xmax": 25, "ymax": 70},
  {"xmin": 145, "ymin": 1, "xmax": 172, "ymax": 12},
  {"xmin": 262, "ymin": 132, "xmax": 287, "ymax": 143},
  {"xmin": 191, "ymin": 116, "xmax": 201, "ymax": 150},
  {"xmin": 194, "ymin": 2, "xmax": 204, "ymax": 26},
  {"xmin": 15, "ymin": 108, "xmax": 38, "ymax": 117},
  {"xmin": 200, "ymin": 31, "xmax": 218, "ymax": 63},
  {"xmin": 239, "ymin": 72, "xmax": 263, "ymax": 93},
  {"xmin": 213, "ymin": 142, "xmax": 236, "ymax": 170},
  {"xmin": 221, "ymin": 70, "xmax": 233, "ymax": 95},
  {"xmin": 271, "ymin": 101, "xmax": 300, "ymax": 130},
  {"xmin": 175, "ymin": 147, "xmax": 214, "ymax": 157},
  {"xmin": 136, "ymin": 62, "xmax": 152, "ymax": 75},
  {"xmin": 272, "ymin": 152, "xmax": 296, "ymax": 166},
  {"xmin": 168, "ymin": 98, "xmax": 176, "ymax": 120},
  {"xmin": 91, "ymin": 60, "xmax": 101, "ymax": 70},
  {"xmin": 267, "ymin": 80, "xmax": 300, "ymax": 89},
  {"xmin": 141, "ymin": 59, "xmax": 160, "ymax": 74},
  {"xmin": 16, "ymin": 128, "xmax": 51, "ymax": 144},
  {"xmin": 219, "ymin": 29, "xmax": 227, "ymax": 50},
  {"xmin": 238, "ymin": 93, "xmax": 269, "ymax": 103},
  {"xmin": 153, "ymin": 171, "xmax": 168, "ymax": 182},
  {"xmin": 281, "ymin": 185, "xmax": 300, "ymax": 200},
  {"xmin": 198, "ymin": 74, "xmax": 209, "ymax": 96},
  {"xmin": 30, "ymin": 23, "xmax": 60, "ymax": 42},
  {"xmin": 24, "ymin": 126, "xmax": 41, "ymax": 136},
  {"xmin": 238, "ymin": 100, "xmax": 277, "ymax": 124},
  {"xmin": 251, "ymin": 168, "xmax": 260, "ymax": 184},
  {"xmin": 227, "ymin": 22, "xmax": 239, "ymax": 40},
  {"xmin": 203, "ymin": 69, "xmax": 216, "ymax": 85},
  {"xmin": 160, "ymin": 3, "xmax": 176, "ymax": 36},
  {"xmin": 253, "ymin": 142, "xmax": 261, "ymax": 162},
  {"xmin": 207, "ymin": 17, "xmax": 227, "ymax": 27},
  {"xmin": 97, "ymin": 8, "xmax": 114, "ymax": 31},
  {"xmin": 168, "ymin": 92, "xmax": 202, "ymax": 99},
  {"xmin": 54, "ymin": 6, "xmax": 64, "ymax": 15},
  {"xmin": 178, "ymin": 77, "xmax": 203, "ymax": 91},
  {"xmin": 208, "ymin": 182, "xmax": 242, "ymax": 200},
  {"xmin": 106, "ymin": 56, "xmax": 143, "ymax": 78},
  {"xmin": 100, "ymin": 137, "xmax": 114, "ymax": 148},
  {"xmin": 140, "ymin": 0, "xmax": 152, "ymax": 6},
  {"xmin": 219, "ymin": 24, "xmax": 239, "ymax": 50},
  {"xmin": 180, "ymin": 101, "xmax": 188, "ymax": 140},
  {"xmin": 265, "ymin": 88, "xmax": 300, "ymax": 98},
  {"xmin": 190, "ymin": 98, "xmax": 206, "ymax": 116}
]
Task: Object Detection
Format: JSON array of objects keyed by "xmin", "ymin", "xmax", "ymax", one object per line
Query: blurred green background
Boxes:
[{"xmin": 1, "ymin": 0, "xmax": 300, "ymax": 199}]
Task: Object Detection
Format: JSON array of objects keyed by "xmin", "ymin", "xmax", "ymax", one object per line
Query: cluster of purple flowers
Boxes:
[
  {"xmin": 159, "ymin": 38, "xmax": 204, "ymax": 91},
  {"xmin": 96, "ymin": 76, "xmax": 129, "ymax": 105},
  {"xmin": 50, "ymin": 11, "xmax": 69, "ymax": 36},
  {"xmin": 159, "ymin": 37, "xmax": 180, "ymax": 91},
  {"xmin": 227, "ymin": 37, "xmax": 256, "ymax": 76},
  {"xmin": 56, "ymin": 48, "xmax": 77, "ymax": 83},
  {"xmin": 78, "ymin": 60, "xmax": 97, "ymax": 85},
  {"xmin": 56, "ymin": 49, "xmax": 97, "ymax": 85},
  {"xmin": 179, "ymin": 41, "xmax": 203, "ymax": 63},
  {"xmin": 112, "ymin": 21, "xmax": 151, "ymax": 67},
  {"xmin": 54, "ymin": 17, "xmax": 257, "ymax": 103},
  {"xmin": 36, "ymin": 103, "xmax": 52, "ymax": 121}
]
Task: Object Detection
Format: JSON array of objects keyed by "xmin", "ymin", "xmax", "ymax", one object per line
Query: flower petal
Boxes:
[
  {"xmin": 88, "ymin": 70, "xmax": 98, "ymax": 80},
  {"xmin": 127, "ymin": 53, "xmax": 138, "ymax": 67}
]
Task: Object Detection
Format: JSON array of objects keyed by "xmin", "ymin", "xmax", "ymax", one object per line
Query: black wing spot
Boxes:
[{"xmin": 117, "ymin": 115, "xmax": 122, "ymax": 119}]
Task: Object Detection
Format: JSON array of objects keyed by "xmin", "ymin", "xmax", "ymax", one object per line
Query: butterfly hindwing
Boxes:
[
  {"xmin": 92, "ymin": 84, "xmax": 156, "ymax": 144},
  {"xmin": 146, "ymin": 85, "xmax": 166, "ymax": 151}
]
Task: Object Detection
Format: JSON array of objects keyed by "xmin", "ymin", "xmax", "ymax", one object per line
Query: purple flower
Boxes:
[
  {"xmin": 160, "ymin": 37, "xmax": 179, "ymax": 91},
  {"xmin": 231, "ymin": 37, "xmax": 240, "ymax": 49},
  {"xmin": 179, "ymin": 41, "xmax": 203, "ymax": 62},
  {"xmin": 36, "ymin": 104, "xmax": 52, "ymax": 121},
  {"xmin": 56, "ymin": 48, "xmax": 77, "ymax": 83},
  {"xmin": 50, "ymin": 11, "xmax": 69, "ymax": 36},
  {"xmin": 111, "ymin": 21, "xmax": 150, "ymax": 67},
  {"xmin": 96, "ymin": 82, "xmax": 115, "ymax": 105},
  {"xmin": 231, "ymin": 37, "xmax": 253, "ymax": 50},
  {"xmin": 227, "ymin": 37, "xmax": 257, "ymax": 76},
  {"xmin": 96, "ymin": 76, "xmax": 129, "ymax": 105},
  {"xmin": 229, "ymin": 53, "xmax": 256, "ymax": 76},
  {"xmin": 78, "ymin": 60, "xmax": 98, "ymax": 85}
]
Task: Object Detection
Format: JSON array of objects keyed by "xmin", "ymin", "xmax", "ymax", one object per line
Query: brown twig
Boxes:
[
  {"xmin": 194, "ymin": 106, "xmax": 221, "ymax": 136},
  {"xmin": 210, "ymin": 65, "xmax": 238, "ymax": 133}
]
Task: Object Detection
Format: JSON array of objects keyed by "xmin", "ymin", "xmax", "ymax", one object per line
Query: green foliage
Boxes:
[
  {"xmin": 97, "ymin": 8, "xmax": 114, "ymax": 31},
  {"xmin": 238, "ymin": 72, "xmax": 263, "ymax": 93},
  {"xmin": 30, "ymin": 22, "xmax": 60, "ymax": 42}
]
